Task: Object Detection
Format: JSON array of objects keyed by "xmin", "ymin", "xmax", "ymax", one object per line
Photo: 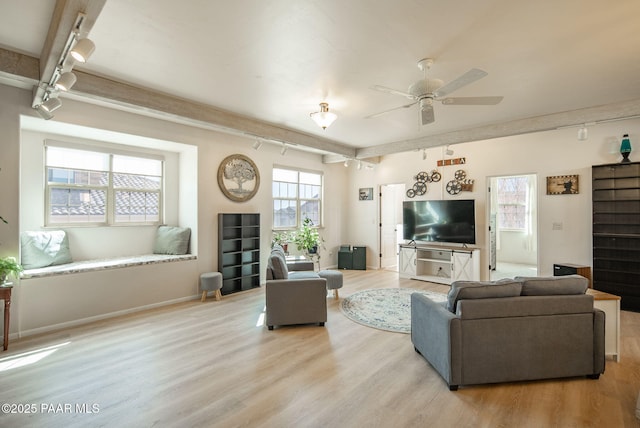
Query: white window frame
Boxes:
[
  {"xmin": 272, "ymin": 166, "xmax": 323, "ymax": 230},
  {"xmin": 45, "ymin": 141, "xmax": 164, "ymax": 227}
]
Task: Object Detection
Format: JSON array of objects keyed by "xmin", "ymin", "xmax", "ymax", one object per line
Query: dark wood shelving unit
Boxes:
[
  {"xmin": 592, "ymin": 161, "xmax": 640, "ymax": 311},
  {"xmin": 218, "ymin": 213, "xmax": 261, "ymax": 295}
]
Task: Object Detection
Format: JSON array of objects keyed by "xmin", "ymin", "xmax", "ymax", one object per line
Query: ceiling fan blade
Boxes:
[
  {"xmin": 370, "ymin": 85, "xmax": 416, "ymax": 100},
  {"xmin": 421, "ymin": 105, "xmax": 435, "ymax": 125},
  {"xmin": 440, "ymin": 96, "xmax": 503, "ymax": 105},
  {"xmin": 365, "ymin": 101, "xmax": 418, "ymax": 119},
  {"xmin": 434, "ymin": 68, "xmax": 488, "ymax": 97}
]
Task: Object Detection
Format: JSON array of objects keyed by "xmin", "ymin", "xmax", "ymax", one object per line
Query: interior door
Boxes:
[{"xmin": 379, "ymin": 184, "xmax": 405, "ymax": 269}]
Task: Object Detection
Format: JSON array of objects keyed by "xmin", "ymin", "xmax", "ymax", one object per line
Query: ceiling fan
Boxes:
[{"xmin": 367, "ymin": 58, "xmax": 503, "ymax": 125}]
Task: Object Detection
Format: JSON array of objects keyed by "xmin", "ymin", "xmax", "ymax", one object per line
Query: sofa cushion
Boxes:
[
  {"xmin": 447, "ymin": 279, "xmax": 522, "ymax": 313},
  {"xmin": 268, "ymin": 253, "xmax": 289, "ymax": 280},
  {"xmin": 21, "ymin": 230, "xmax": 73, "ymax": 269},
  {"xmin": 153, "ymin": 226, "xmax": 191, "ymax": 255},
  {"xmin": 516, "ymin": 275, "xmax": 588, "ymax": 296}
]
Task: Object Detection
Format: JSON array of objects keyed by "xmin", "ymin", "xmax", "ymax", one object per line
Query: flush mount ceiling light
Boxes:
[
  {"xmin": 54, "ymin": 71, "xmax": 77, "ymax": 91},
  {"xmin": 70, "ymin": 38, "xmax": 95, "ymax": 63},
  {"xmin": 310, "ymin": 102, "xmax": 337, "ymax": 130}
]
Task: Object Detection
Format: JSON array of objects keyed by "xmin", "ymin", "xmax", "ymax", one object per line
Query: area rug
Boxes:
[{"xmin": 340, "ymin": 288, "xmax": 447, "ymax": 333}]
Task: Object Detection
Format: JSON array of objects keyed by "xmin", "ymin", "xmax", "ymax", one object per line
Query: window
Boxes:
[
  {"xmin": 46, "ymin": 145, "xmax": 163, "ymax": 226},
  {"xmin": 496, "ymin": 176, "xmax": 530, "ymax": 230},
  {"xmin": 272, "ymin": 167, "xmax": 322, "ymax": 229}
]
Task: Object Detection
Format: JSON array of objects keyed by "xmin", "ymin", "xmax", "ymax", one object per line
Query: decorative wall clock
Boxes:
[{"xmin": 217, "ymin": 154, "xmax": 260, "ymax": 202}]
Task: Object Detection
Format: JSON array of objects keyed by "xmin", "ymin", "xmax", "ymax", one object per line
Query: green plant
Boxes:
[
  {"xmin": 293, "ymin": 217, "xmax": 324, "ymax": 254},
  {"xmin": 272, "ymin": 231, "xmax": 291, "ymax": 248},
  {"xmin": 0, "ymin": 256, "xmax": 23, "ymax": 283}
]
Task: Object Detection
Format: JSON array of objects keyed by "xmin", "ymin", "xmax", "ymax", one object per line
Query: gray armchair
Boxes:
[{"xmin": 265, "ymin": 245, "xmax": 327, "ymax": 330}]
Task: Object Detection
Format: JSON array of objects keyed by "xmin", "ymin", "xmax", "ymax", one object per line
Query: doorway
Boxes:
[
  {"xmin": 379, "ymin": 183, "xmax": 405, "ymax": 271},
  {"xmin": 488, "ymin": 174, "xmax": 538, "ymax": 280}
]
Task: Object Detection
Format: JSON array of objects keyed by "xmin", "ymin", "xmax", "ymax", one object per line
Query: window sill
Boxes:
[{"xmin": 21, "ymin": 254, "xmax": 197, "ymax": 280}]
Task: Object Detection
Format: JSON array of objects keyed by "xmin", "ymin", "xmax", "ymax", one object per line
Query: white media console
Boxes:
[{"xmin": 399, "ymin": 243, "xmax": 480, "ymax": 285}]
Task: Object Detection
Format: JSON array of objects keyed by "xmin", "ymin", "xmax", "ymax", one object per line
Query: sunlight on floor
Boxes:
[
  {"xmin": 0, "ymin": 341, "xmax": 71, "ymax": 372},
  {"xmin": 256, "ymin": 306, "xmax": 265, "ymax": 327}
]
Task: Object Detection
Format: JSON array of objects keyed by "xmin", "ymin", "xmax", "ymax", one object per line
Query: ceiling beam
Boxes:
[
  {"xmin": 71, "ymin": 70, "xmax": 357, "ymax": 157},
  {"xmin": 1, "ymin": 44, "xmax": 638, "ymax": 160},
  {"xmin": 354, "ymin": 98, "xmax": 640, "ymax": 159}
]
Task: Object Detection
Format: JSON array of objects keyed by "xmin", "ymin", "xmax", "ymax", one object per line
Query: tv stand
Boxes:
[{"xmin": 399, "ymin": 243, "xmax": 480, "ymax": 285}]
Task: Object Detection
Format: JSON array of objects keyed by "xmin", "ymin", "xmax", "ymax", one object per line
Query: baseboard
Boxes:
[{"xmin": 13, "ymin": 294, "xmax": 200, "ymax": 339}]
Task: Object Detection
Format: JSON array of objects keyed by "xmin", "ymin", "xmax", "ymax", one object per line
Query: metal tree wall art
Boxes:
[{"xmin": 217, "ymin": 154, "xmax": 260, "ymax": 202}]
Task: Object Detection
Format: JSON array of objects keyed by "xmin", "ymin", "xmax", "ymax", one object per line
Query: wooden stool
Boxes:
[{"xmin": 200, "ymin": 272, "xmax": 223, "ymax": 302}]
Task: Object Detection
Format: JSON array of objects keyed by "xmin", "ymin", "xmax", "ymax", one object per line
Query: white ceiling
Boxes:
[{"xmin": 1, "ymin": 0, "xmax": 640, "ymax": 156}]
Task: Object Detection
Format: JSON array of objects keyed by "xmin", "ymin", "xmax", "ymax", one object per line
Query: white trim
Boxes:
[{"xmin": 12, "ymin": 294, "xmax": 199, "ymax": 339}]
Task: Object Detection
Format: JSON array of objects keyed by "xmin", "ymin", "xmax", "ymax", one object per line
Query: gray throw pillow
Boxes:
[
  {"xmin": 21, "ymin": 230, "xmax": 73, "ymax": 269},
  {"xmin": 516, "ymin": 275, "xmax": 588, "ymax": 296},
  {"xmin": 153, "ymin": 226, "xmax": 191, "ymax": 255},
  {"xmin": 447, "ymin": 279, "xmax": 522, "ymax": 313}
]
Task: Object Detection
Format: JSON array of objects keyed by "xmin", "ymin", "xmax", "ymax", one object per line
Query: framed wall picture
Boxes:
[
  {"xmin": 217, "ymin": 154, "xmax": 260, "ymax": 202},
  {"xmin": 359, "ymin": 187, "xmax": 374, "ymax": 200},
  {"xmin": 546, "ymin": 174, "xmax": 579, "ymax": 195}
]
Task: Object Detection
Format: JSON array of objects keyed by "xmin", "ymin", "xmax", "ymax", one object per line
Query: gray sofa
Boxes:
[
  {"xmin": 265, "ymin": 245, "xmax": 327, "ymax": 330},
  {"xmin": 411, "ymin": 275, "xmax": 606, "ymax": 390}
]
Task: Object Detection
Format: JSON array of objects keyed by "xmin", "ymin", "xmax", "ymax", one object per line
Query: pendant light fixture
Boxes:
[{"xmin": 310, "ymin": 102, "xmax": 337, "ymax": 130}]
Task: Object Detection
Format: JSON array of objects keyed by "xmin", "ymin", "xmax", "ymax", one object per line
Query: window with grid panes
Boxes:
[
  {"xmin": 496, "ymin": 176, "xmax": 529, "ymax": 230},
  {"xmin": 45, "ymin": 145, "xmax": 163, "ymax": 226},
  {"xmin": 272, "ymin": 167, "xmax": 322, "ymax": 229}
]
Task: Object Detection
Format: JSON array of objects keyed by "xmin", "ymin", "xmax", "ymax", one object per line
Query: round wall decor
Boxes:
[{"xmin": 217, "ymin": 154, "xmax": 260, "ymax": 202}]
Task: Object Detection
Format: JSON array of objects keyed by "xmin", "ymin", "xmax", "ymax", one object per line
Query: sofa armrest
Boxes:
[
  {"xmin": 411, "ymin": 293, "xmax": 462, "ymax": 388},
  {"xmin": 593, "ymin": 308, "xmax": 606, "ymax": 374}
]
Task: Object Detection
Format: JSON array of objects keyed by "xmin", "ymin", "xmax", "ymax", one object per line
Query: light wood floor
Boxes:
[{"xmin": 3, "ymin": 270, "xmax": 640, "ymax": 427}]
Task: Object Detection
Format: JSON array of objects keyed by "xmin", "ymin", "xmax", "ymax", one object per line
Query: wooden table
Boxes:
[
  {"xmin": 587, "ymin": 288, "xmax": 620, "ymax": 361},
  {"xmin": 0, "ymin": 284, "xmax": 12, "ymax": 351}
]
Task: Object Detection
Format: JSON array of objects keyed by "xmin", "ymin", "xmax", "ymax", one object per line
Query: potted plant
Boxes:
[
  {"xmin": 0, "ymin": 256, "xmax": 23, "ymax": 285},
  {"xmin": 293, "ymin": 217, "xmax": 324, "ymax": 256},
  {"xmin": 272, "ymin": 231, "xmax": 292, "ymax": 253}
]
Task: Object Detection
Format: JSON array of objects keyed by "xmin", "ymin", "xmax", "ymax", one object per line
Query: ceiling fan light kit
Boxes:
[
  {"xmin": 310, "ymin": 102, "xmax": 337, "ymax": 129},
  {"xmin": 367, "ymin": 57, "xmax": 503, "ymax": 126}
]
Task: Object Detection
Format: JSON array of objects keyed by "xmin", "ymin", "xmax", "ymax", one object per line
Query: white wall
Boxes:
[
  {"xmin": 0, "ymin": 84, "xmax": 349, "ymax": 336},
  {"xmin": 346, "ymin": 120, "xmax": 639, "ymax": 279}
]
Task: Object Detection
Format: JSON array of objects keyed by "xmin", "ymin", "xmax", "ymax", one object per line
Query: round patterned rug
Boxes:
[{"xmin": 340, "ymin": 288, "xmax": 447, "ymax": 333}]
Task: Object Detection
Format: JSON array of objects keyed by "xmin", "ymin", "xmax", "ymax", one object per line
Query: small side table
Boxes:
[
  {"xmin": 587, "ymin": 288, "xmax": 620, "ymax": 362},
  {"xmin": 0, "ymin": 283, "xmax": 12, "ymax": 351}
]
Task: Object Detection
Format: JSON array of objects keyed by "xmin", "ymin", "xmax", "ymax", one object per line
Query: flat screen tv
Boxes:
[{"xmin": 403, "ymin": 199, "xmax": 476, "ymax": 245}]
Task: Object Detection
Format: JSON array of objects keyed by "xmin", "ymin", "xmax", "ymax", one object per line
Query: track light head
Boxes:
[
  {"xmin": 35, "ymin": 104, "xmax": 54, "ymax": 120},
  {"xmin": 252, "ymin": 140, "xmax": 263, "ymax": 150},
  {"xmin": 70, "ymin": 38, "xmax": 95, "ymax": 63},
  {"xmin": 577, "ymin": 125, "xmax": 588, "ymax": 141},
  {"xmin": 40, "ymin": 97, "xmax": 63, "ymax": 113},
  {"xmin": 55, "ymin": 71, "xmax": 77, "ymax": 91},
  {"xmin": 422, "ymin": 149, "xmax": 427, "ymax": 160},
  {"xmin": 445, "ymin": 146, "xmax": 454, "ymax": 156},
  {"xmin": 280, "ymin": 144, "xmax": 287, "ymax": 155}
]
